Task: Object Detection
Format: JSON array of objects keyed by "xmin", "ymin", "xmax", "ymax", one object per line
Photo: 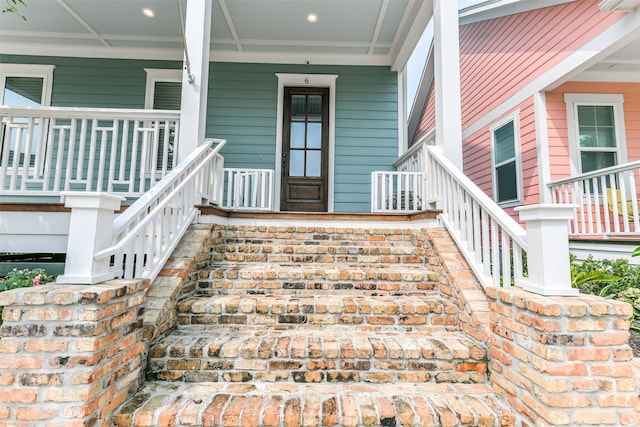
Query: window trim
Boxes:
[
  {"xmin": 143, "ymin": 68, "xmax": 182, "ymax": 110},
  {"xmin": 564, "ymin": 93, "xmax": 627, "ymax": 176},
  {"xmin": 490, "ymin": 112, "xmax": 523, "ymax": 207},
  {"xmin": 0, "ymin": 64, "xmax": 55, "ymax": 106}
]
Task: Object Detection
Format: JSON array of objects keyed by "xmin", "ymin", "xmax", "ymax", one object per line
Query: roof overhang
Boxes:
[
  {"xmin": 459, "ymin": 0, "xmax": 577, "ymax": 25},
  {"xmin": 600, "ymin": 0, "xmax": 640, "ymax": 12},
  {"xmin": 0, "ymin": 0, "xmax": 432, "ymax": 70}
]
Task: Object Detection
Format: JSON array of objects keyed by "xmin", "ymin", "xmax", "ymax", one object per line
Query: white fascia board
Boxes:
[
  {"xmin": 462, "ymin": 8, "xmax": 640, "ymax": 139},
  {"xmin": 390, "ymin": 0, "xmax": 433, "ymax": 72},
  {"xmin": 407, "ymin": 41, "xmax": 435, "ymax": 142},
  {"xmin": 460, "ymin": 0, "xmax": 577, "ymax": 25},
  {"xmin": 571, "ymin": 70, "xmax": 640, "ymax": 82}
]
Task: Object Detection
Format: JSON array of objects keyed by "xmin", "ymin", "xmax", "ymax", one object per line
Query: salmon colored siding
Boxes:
[
  {"xmin": 412, "ymin": 84, "xmax": 435, "ymax": 143},
  {"xmin": 463, "ymin": 97, "xmax": 540, "ymax": 221},
  {"xmin": 459, "ymin": 0, "xmax": 624, "ymax": 131},
  {"xmin": 546, "ymin": 81, "xmax": 640, "ymax": 182}
]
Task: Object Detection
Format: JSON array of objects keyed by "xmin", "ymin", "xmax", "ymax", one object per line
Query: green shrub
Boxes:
[
  {"xmin": 571, "ymin": 256, "xmax": 640, "ymax": 298},
  {"xmin": 0, "ymin": 268, "xmax": 56, "ymax": 326}
]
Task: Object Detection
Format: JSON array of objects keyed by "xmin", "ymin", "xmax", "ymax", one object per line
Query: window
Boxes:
[
  {"xmin": 564, "ymin": 94, "xmax": 627, "ymax": 175},
  {"xmin": 1, "ymin": 64, "xmax": 55, "ymax": 170},
  {"xmin": 144, "ymin": 69, "xmax": 182, "ymax": 171},
  {"xmin": 491, "ymin": 114, "xmax": 521, "ymax": 205}
]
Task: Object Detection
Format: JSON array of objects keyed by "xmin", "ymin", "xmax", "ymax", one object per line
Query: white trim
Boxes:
[
  {"xmin": 143, "ymin": 68, "xmax": 182, "ymax": 109},
  {"xmin": 534, "ymin": 91, "xmax": 552, "ymax": 203},
  {"xmin": 462, "ymin": 9, "xmax": 640, "ymax": 140},
  {"xmin": 490, "ymin": 111, "xmax": 523, "ymax": 206},
  {"xmin": 459, "ymin": 0, "xmax": 576, "ymax": 25},
  {"xmin": 0, "ymin": 64, "xmax": 55, "ymax": 106},
  {"xmin": 275, "ymin": 73, "xmax": 338, "ymax": 212},
  {"xmin": 397, "ymin": 69, "xmax": 408, "ymax": 157},
  {"xmin": 571, "ymin": 70, "xmax": 640, "ymax": 82},
  {"xmin": 564, "ymin": 93, "xmax": 627, "ymax": 175}
]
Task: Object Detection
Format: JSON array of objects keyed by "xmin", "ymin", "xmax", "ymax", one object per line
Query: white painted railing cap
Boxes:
[
  {"xmin": 515, "ymin": 204, "xmax": 578, "ymax": 221},
  {"xmin": 61, "ymin": 192, "xmax": 125, "ymax": 210}
]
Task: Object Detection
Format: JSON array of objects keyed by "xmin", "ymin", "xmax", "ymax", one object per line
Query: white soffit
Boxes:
[
  {"xmin": 459, "ymin": 0, "xmax": 577, "ymax": 25},
  {"xmin": 0, "ymin": 0, "xmax": 431, "ymax": 68}
]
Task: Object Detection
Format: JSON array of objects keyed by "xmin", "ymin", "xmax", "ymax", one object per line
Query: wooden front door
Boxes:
[{"xmin": 280, "ymin": 87, "xmax": 329, "ymax": 212}]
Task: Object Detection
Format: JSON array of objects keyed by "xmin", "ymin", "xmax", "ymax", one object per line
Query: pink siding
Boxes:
[
  {"xmin": 463, "ymin": 98, "xmax": 540, "ymax": 223},
  {"xmin": 547, "ymin": 81, "xmax": 640, "ymax": 182},
  {"xmin": 459, "ymin": 0, "xmax": 624, "ymax": 130},
  {"xmin": 411, "ymin": 0, "xmax": 625, "ymax": 146},
  {"xmin": 413, "ymin": 84, "xmax": 435, "ymax": 143}
]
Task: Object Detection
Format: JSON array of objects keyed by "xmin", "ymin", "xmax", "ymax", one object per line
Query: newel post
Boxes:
[
  {"xmin": 57, "ymin": 192, "xmax": 124, "ymax": 284},
  {"xmin": 515, "ymin": 204, "xmax": 579, "ymax": 296}
]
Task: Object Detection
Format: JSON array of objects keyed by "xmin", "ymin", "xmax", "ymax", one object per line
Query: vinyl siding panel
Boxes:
[
  {"xmin": 208, "ymin": 62, "xmax": 398, "ymax": 213},
  {"xmin": 546, "ymin": 81, "xmax": 640, "ymax": 183},
  {"xmin": 459, "ymin": 0, "xmax": 624, "ymax": 130},
  {"xmin": 412, "ymin": 84, "xmax": 435, "ymax": 144}
]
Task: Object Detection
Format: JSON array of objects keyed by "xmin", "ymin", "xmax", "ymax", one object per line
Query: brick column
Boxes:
[
  {"xmin": 0, "ymin": 279, "xmax": 149, "ymax": 426},
  {"xmin": 488, "ymin": 287, "xmax": 639, "ymax": 426}
]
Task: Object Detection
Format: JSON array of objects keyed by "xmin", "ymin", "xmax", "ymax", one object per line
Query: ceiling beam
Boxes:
[{"xmin": 56, "ymin": 0, "xmax": 110, "ymax": 48}]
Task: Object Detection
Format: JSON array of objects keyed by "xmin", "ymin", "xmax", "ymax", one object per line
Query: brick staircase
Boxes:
[{"xmin": 113, "ymin": 224, "xmax": 515, "ymax": 426}]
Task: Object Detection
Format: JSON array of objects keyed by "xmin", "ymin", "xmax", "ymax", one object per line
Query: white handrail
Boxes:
[
  {"xmin": 0, "ymin": 106, "xmax": 180, "ymax": 196},
  {"xmin": 548, "ymin": 161, "xmax": 640, "ymax": 236},
  {"xmin": 425, "ymin": 145, "xmax": 528, "ymax": 288},
  {"xmin": 93, "ymin": 138, "xmax": 226, "ymax": 280}
]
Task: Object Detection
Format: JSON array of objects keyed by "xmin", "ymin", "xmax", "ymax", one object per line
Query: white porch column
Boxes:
[
  {"xmin": 516, "ymin": 204, "xmax": 579, "ymax": 296},
  {"xmin": 433, "ymin": 0, "xmax": 463, "ymax": 169},
  {"xmin": 177, "ymin": 0, "xmax": 212, "ymax": 162},
  {"xmin": 57, "ymin": 192, "xmax": 124, "ymax": 285}
]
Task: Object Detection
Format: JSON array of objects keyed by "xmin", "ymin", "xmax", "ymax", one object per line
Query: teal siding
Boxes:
[
  {"xmin": 208, "ymin": 63, "xmax": 398, "ymax": 213},
  {"xmin": 1, "ymin": 56, "xmax": 399, "ymax": 212}
]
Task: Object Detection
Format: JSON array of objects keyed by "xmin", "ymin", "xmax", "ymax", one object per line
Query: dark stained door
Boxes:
[{"xmin": 280, "ymin": 87, "xmax": 329, "ymax": 212}]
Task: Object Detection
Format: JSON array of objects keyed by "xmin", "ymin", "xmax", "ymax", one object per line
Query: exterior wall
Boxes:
[
  {"xmin": 0, "ymin": 279, "xmax": 149, "ymax": 426},
  {"xmin": 487, "ymin": 287, "xmax": 639, "ymax": 426},
  {"xmin": 1, "ymin": 55, "xmax": 399, "ymax": 213},
  {"xmin": 463, "ymin": 97, "xmax": 540, "ymax": 218},
  {"xmin": 458, "ymin": 0, "xmax": 623, "ymax": 131},
  {"xmin": 208, "ymin": 62, "xmax": 398, "ymax": 213},
  {"xmin": 546, "ymin": 81, "xmax": 640, "ymax": 182},
  {"xmin": 412, "ymin": 83, "xmax": 435, "ymax": 143}
]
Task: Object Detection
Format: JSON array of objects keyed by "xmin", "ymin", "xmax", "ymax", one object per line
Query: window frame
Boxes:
[
  {"xmin": 0, "ymin": 64, "xmax": 55, "ymax": 106},
  {"xmin": 143, "ymin": 68, "xmax": 182, "ymax": 110},
  {"xmin": 564, "ymin": 93, "xmax": 627, "ymax": 176},
  {"xmin": 490, "ymin": 112, "xmax": 523, "ymax": 207}
]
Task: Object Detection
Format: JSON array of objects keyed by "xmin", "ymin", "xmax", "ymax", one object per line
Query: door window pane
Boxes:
[
  {"xmin": 290, "ymin": 123, "xmax": 305, "ymax": 148},
  {"xmin": 291, "ymin": 95, "xmax": 306, "ymax": 121},
  {"xmin": 307, "ymin": 123, "xmax": 321, "ymax": 149},
  {"xmin": 289, "ymin": 150, "xmax": 304, "ymax": 176},
  {"xmin": 306, "ymin": 151, "xmax": 321, "ymax": 177},
  {"xmin": 307, "ymin": 95, "xmax": 322, "ymax": 121}
]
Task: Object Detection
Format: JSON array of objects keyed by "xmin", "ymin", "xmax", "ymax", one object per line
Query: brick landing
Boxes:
[{"xmin": 112, "ymin": 382, "xmax": 515, "ymax": 427}]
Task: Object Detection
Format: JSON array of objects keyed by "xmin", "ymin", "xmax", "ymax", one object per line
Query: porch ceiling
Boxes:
[{"xmin": 0, "ymin": 0, "xmax": 432, "ymax": 70}]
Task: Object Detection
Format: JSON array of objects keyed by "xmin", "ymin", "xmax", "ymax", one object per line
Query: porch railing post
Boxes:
[
  {"xmin": 515, "ymin": 204, "xmax": 579, "ymax": 296},
  {"xmin": 57, "ymin": 192, "xmax": 124, "ymax": 284}
]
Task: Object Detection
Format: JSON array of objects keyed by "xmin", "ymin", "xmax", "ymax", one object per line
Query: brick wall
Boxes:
[
  {"xmin": 0, "ymin": 279, "xmax": 149, "ymax": 426},
  {"xmin": 487, "ymin": 287, "xmax": 639, "ymax": 426}
]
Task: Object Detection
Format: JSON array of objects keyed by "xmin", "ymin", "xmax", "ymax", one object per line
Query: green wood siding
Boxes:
[
  {"xmin": 1, "ymin": 56, "xmax": 399, "ymax": 212},
  {"xmin": 208, "ymin": 63, "xmax": 398, "ymax": 213}
]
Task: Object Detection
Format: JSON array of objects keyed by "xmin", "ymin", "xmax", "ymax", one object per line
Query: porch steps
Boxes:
[{"xmin": 113, "ymin": 224, "xmax": 515, "ymax": 426}]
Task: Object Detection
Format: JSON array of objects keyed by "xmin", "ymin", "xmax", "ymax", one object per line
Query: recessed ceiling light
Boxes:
[
  {"xmin": 142, "ymin": 8, "xmax": 155, "ymax": 18},
  {"xmin": 307, "ymin": 13, "xmax": 318, "ymax": 23}
]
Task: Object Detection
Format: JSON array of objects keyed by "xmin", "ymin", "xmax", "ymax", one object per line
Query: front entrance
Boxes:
[{"xmin": 280, "ymin": 87, "xmax": 329, "ymax": 212}]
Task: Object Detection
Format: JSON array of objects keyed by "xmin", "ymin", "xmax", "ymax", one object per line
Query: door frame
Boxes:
[{"xmin": 275, "ymin": 73, "xmax": 337, "ymax": 212}]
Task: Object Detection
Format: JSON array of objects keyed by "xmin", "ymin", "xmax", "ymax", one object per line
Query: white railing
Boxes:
[
  {"xmin": 222, "ymin": 168, "xmax": 274, "ymax": 211},
  {"xmin": 394, "ymin": 128, "xmax": 435, "ymax": 172},
  {"xmin": 0, "ymin": 106, "xmax": 180, "ymax": 196},
  {"xmin": 424, "ymin": 145, "xmax": 528, "ymax": 289},
  {"xmin": 90, "ymin": 139, "xmax": 225, "ymax": 281},
  {"xmin": 548, "ymin": 161, "xmax": 640, "ymax": 237},
  {"xmin": 371, "ymin": 171, "xmax": 425, "ymax": 212}
]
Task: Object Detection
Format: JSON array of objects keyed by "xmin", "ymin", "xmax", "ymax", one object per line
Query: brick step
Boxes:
[
  {"xmin": 147, "ymin": 329, "xmax": 486, "ymax": 384},
  {"xmin": 177, "ymin": 293, "xmax": 458, "ymax": 328},
  {"xmin": 196, "ymin": 264, "xmax": 439, "ymax": 295},
  {"xmin": 113, "ymin": 382, "xmax": 515, "ymax": 427}
]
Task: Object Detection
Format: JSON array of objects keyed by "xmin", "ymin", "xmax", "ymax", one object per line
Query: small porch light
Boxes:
[
  {"xmin": 142, "ymin": 8, "xmax": 155, "ymax": 18},
  {"xmin": 307, "ymin": 13, "xmax": 318, "ymax": 23}
]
